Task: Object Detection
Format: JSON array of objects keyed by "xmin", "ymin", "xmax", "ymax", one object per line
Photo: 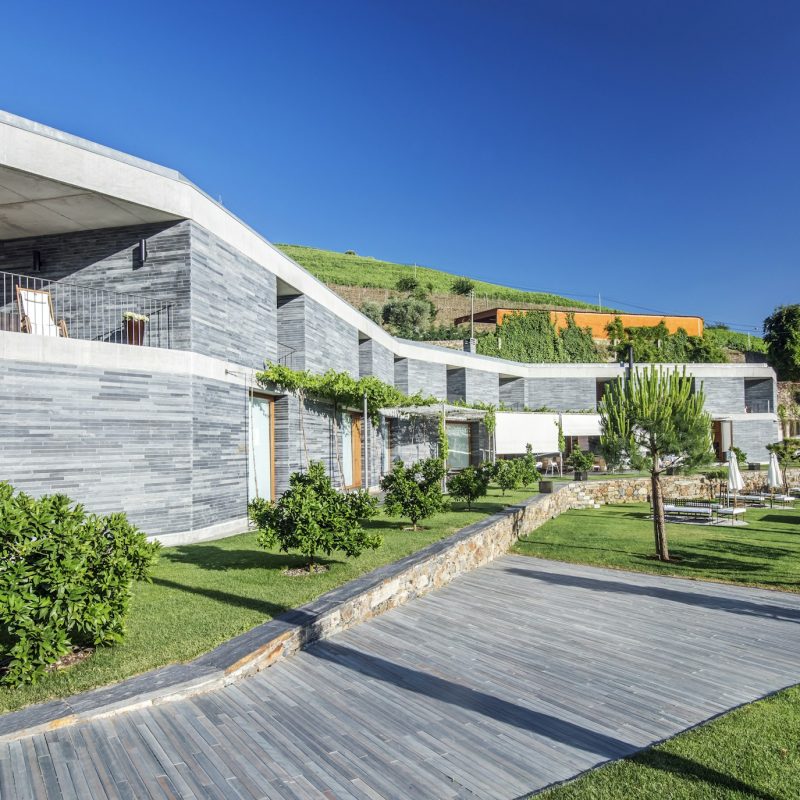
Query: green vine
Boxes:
[{"xmin": 437, "ymin": 410, "xmax": 449, "ymax": 464}]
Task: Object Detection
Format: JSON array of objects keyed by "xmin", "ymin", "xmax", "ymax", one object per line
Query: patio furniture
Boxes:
[
  {"xmin": 662, "ymin": 503, "xmax": 714, "ymax": 522},
  {"xmin": 16, "ymin": 286, "xmax": 68, "ymax": 338}
]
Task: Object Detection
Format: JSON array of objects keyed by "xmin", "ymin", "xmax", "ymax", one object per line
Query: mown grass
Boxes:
[
  {"xmin": 276, "ymin": 244, "xmax": 600, "ymax": 309},
  {"xmin": 513, "ymin": 502, "xmax": 800, "ymax": 592},
  {"xmin": 0, "ymin": 486, "xmax": 535, "ymax": 714},
  {"xmin": 536, "ymin": 684, "xmax": 800, "ymax": 799}
]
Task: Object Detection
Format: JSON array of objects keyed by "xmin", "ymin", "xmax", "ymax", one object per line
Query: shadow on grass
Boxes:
[
  {"xmin": 162, "ymin": 547, "xmax": 337, "ymax": 572},
  {"xmin": 625, "ymin": 749, "xmax": 780, "ymax": 800},
  {"xmin": 759, "ymin": 514, "xmax": 800, "ymax": 526},
  {"xmin": 151, "ymin": 577, "xmax": 291, "ymax": 618},
  {"xmin": 504, "ymin": 566, "xmax": 800, "ymax": 622}
]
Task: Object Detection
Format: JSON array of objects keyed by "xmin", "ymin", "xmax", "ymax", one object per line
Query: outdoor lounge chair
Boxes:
[{"xmin": 16, "ymin": 286, "xmax": 68, "ymax": 338}]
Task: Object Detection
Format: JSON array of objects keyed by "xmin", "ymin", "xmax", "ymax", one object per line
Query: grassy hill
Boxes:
[{"xmin": 276, "ymin": 244, "xmax": 601, "ymax": 310}]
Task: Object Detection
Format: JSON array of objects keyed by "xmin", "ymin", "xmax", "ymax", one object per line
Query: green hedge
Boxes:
[{"xmin": 0, "ymin": 483, "xmax": 159, "ymax": 686}]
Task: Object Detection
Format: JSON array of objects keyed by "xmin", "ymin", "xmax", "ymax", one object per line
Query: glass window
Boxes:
[{"xmin": 447, "ymin": 423, "xmax": 471, "ymax": 470}]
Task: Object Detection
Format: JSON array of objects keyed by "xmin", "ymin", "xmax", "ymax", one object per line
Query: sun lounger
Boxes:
[{"xmin": 16, "ymin": 286, "xmax": 68, "ymax": 338}]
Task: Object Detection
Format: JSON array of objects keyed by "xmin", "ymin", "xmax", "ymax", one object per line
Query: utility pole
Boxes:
[{"xmin": 470, "ymin": 288, "xmax": 475, "ymax": 340}]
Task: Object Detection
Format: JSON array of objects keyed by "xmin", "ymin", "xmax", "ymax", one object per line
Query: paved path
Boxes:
[{"xmin": 2, "ymin": 556, "xmax": 800, "ymax": 799}]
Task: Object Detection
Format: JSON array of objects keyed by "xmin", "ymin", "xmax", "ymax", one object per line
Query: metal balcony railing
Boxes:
[{"xmin": 0, "ymin": 270, "xmax": 174, "ymax": 349}]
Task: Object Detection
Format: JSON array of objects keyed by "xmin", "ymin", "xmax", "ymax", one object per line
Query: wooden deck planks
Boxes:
[{"xmin": 2, "ymin": 555, "xmax": 800, "ymax": 800}]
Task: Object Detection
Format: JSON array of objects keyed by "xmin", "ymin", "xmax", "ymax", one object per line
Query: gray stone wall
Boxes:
[
  {"xmin": 394, "ymin": 358, "xmax": 447, "ymax": 399},
  {"xmin": 0, "ymin": 357, "xmax": 193, "ymax": 536},
  {"xmin": 189, "ymin": 223, "xmax": 277, "ymax": 370},
  {"xmin": 701, "ymin": 377, "xmax": 745, "ymax": 415},
  {"xmin": 359, "ymin": 338, "xmax": 394, "ymax": 384},
  {"xmin": 526, "ymin": 377, "xmax": 596, "ymax": 411},
  {"xmin": 389, "ymin": 416, "xmax": 438, "ymax": 465},
  {"xmin": 732, "ymin": 418, "xmax": 781, "ymax": 463},
  {"xmin": 0, "ymin": 221, "xmax": 192, "ymax": 349},
  {"xmin": 192, "ymin": 379, "xmax": 248, "ymax": 531},
  {"xmin": 744, "ymin": 378, "xmax": 775, "ymax": 413},
  {"xmin": 499, "ymin": 377, "xmax": 526, "ymax": 410},
  {"xmin": 276, "ymin": 295, "xmax": 359, "ymax": 377},
  {"xmin": 447, "ymin": 368, "xmax": 499, "ymax": 405}
]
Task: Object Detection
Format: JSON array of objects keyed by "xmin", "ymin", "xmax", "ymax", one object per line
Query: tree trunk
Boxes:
[{"xmin": 651, "ymin": 471, "xmax": 670, "ymax": 561}]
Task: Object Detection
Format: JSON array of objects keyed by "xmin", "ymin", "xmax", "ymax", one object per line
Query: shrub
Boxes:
[
  {"xmin": 493, "ymin": 459, "xmax": 522, "ymax": 495},
  {"xmin": 381, "ymin": 297, "xmax": 436, "ymax": 337},
  {"xmin": 360, "ymin": 301, "xmax": 383, "ymax": 325},
  {"xmin": 381, "ymin": 458, "xmax": 447, "ymax": 529},
  {"xmin": 451, "ymin": 277, "xmax": 475, "ymax": 296},
  {"xmin": 518, "ymin": 444, "xmax": 541, "ymax": 488},
  {"xmin": 396, "ymin": 276, "xmax": 419, "ymax": 293},
  {"xmin": 447, "ymin": 464, "xmax": 491, "ymax": 510},
  {"xmin": 0, "ymin": 483, "xmax": 159, "ymax": 686},
  {"xmin": 731, "ymin": 446, "xmax": 747, "ymax": 467},
  {"xmin": 344, "ymin": 249, "xmax": 357, "ymax": 255},
  {"xmin": 249, "ymin": 462, "xmax": 379, "ymax": 570},
  {"xmin": 567, "ymin": 447, "xmax": 594, "ymax": 473}
]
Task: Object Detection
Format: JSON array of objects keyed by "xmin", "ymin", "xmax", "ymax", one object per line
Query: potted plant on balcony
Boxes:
[
  {"xmin": 567, "ymin": 446, "xmax": 594, "ymax": 481},
  {"xmin": 123, "ymin": 311, "xmax": 149, "ymax": 346}
]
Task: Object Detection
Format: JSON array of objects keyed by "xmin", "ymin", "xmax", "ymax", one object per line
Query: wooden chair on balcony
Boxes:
[{"xmin": 16, "ymin": 286, "xmax": 68, "ymax": 338}]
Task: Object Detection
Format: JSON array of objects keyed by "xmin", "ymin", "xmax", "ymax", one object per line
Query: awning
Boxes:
[
  {"xmin": 561, "ymin": 413, "xmax": 601, "ymax": 438},
  {"xmin": 496, "ymin": 413, "xmax": 559, "ymax": 455}
]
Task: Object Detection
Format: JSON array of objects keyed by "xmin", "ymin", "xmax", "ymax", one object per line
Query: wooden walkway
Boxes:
[{"xmin": 2, "ymin": 556, "xmax": 800, "ymax": 799}]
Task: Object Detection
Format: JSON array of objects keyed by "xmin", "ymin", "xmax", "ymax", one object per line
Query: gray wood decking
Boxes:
[{"xmin": 2, "ymin": 555, "xmax": 800, "ymax": 799}]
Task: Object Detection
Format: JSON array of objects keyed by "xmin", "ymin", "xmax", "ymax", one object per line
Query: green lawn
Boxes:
[
  {"xmin": 536, "ymin": 684, "xmax": 800, "ymax": 800},
  {"xmin": 275, "ymin": 244, "xmax": 600, "ymax": 309},
  {"xmin": 0, "ymin": 486, "xmax": 535, "ymax": 714},
  {"xmin": 513, "ymin": 502, "xmax": 800, "ymax": 592}
]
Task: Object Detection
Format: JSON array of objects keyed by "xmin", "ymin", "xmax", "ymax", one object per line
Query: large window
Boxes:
[
  {"xmin": 248, "ymin": 394, "xmax": 273, "ymax": 502},
  {"xmin": 447, "ymin": 423, "xmax": 471, "ymax": 470}
]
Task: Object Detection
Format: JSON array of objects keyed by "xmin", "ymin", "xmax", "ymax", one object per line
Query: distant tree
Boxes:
[
  {"xmin": 249, "ymin": 462, "xmax": 379, "ymax": 571},
  {"xmin": 599, "ymin": 367, "xmax": 712, "ymax": 561},
  {"xmin": 396, "ymin": 276, "xmax": 420, "ymax": 293},
  {"xmin": 451, "ymin": 277, "xmax": 475, "ymax": 296},
  {"xmin": 763, "ymin": 305, "xmax": 800, "ymax": 380},
  {"xmin": 447, "ymin": 464, "xmax": 491, "ymax": 510},
  {"xmin": 381, "ymin": 297, "xmax": 435, "ymax": 337},
  {"xmin": 344, "ymin": 250, "xmax": 357, "ymax": 255},
  {"xmin": 360, "ymin": 301, "xmax": 383, "ymax": 325},
  {"xmin": 381, "ymin": 458, "xmax": 447, "ymax": 530},
  {"xmin": 766, "ymin": 438, "xmax": 800, "ymax": 494}
]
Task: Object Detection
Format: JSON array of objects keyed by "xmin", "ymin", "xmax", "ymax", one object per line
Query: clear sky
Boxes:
[{"xmin": 1, "ymin": 1, "xmax": 797, "ymax": 332}]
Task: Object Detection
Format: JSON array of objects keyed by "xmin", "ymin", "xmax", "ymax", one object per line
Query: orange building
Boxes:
[{"xmin": 453, "ymin": 308, "xmax": 704, "ymax": 339}]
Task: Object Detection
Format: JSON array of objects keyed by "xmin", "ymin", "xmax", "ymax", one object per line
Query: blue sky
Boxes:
[{"xmin": 1, "ymin": 1, "xmax": 798, "ymax": 331}]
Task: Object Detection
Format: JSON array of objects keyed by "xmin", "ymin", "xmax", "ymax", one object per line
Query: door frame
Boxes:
[{"xmin": 248, "ymin": 391, "xmax": 276, "ymax": 501}]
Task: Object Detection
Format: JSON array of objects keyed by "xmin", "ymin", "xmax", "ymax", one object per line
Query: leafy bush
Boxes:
[
  {"xmin": 249, "ymin": 462, "xmax": 379, "ymax": 570},
  {"xmin": 447, "ymin": 464, "xmax": 491, "ymax": 510},
  {"xmin": 493, "ymin": 459, "xmax": 522, "ymax": 495},
  {"xmin": 396, "ymin": 276, "xmax": 419, "ymax": 293},
  {"xmin": 0, "ymin": 483, "xmax": 159, "ymax": 686},
  {"xmin": 360, "ymin": 301, "xmax": 383, "ymax": 325},
  {"xmin": 451, "ymin": 277, "xmax": 475, "ymax": 296},
  {"xmin": 567, "ymin": 446, "xmax": 594, "ymax": 473},
  {"xmin": 607, "ymin": 318, "xmax": 728, "ymax": 364},
  {"xmin": 731, "ymin": 446, "xmax": 747, "ymax": 467},
  {"xmin": 381, "ymin": 458, "xmax": 447, "ymax": 529},
  {"xmin": 518, "ymin": 444, "xmax": 541, "ymax": 488},
  {"xmin": 381, "ymin": 297, "xmax": 437, "ymax": 337}
]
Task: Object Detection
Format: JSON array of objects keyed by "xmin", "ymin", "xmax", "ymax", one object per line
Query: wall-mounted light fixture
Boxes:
[
  {"xmin": 32, "ymin": 251, "xmax": 41, "ymax": 272},
  {"xmin": 138, "ymin": 238, "xmax": 148, "ymax": 263}
]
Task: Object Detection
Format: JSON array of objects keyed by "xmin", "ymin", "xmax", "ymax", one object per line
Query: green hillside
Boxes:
[{"xmin": 276, "ymin": 244, "xmax": 600, "ymax": 309}]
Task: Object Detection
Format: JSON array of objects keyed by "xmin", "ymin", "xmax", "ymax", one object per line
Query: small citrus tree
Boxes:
[
  {"xmin": 599, "ymin": 366, "xmax": 711, "ymax": 561},
  {"xmin": 381, "ymin": 457, "xmax": 447, "ymax": 529},
  {"xmin": 447, "ymin": 464, "xmax": 491, "ymax": 510},
  {"xmin": 494, "ymin": 459, "xmax": 522, "ymax": 495},
  {"xmin": 517, "ymin": 444, "xmax": 541, "ymax": 488},
  {"xmin": 249, "ymin": 462, "xmax": 380, "ymax": 571},
  {"xmin": 766, "ymin": 438, "xmax": 800, "ymax": 494}
]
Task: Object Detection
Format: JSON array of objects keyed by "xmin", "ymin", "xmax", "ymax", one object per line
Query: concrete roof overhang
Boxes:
[{"xmin": 0, "ymin": 164, "xmax": 178, "ymax": 239}]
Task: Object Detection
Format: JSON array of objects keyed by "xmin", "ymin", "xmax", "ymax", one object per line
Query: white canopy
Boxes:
[
  {"xmin": 561, "ymin": 413, "xmax": 601, "ymax": 438},
  {"xmin": 495, "ymin": 413, "xmax": 559, "ymax": 455}
]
